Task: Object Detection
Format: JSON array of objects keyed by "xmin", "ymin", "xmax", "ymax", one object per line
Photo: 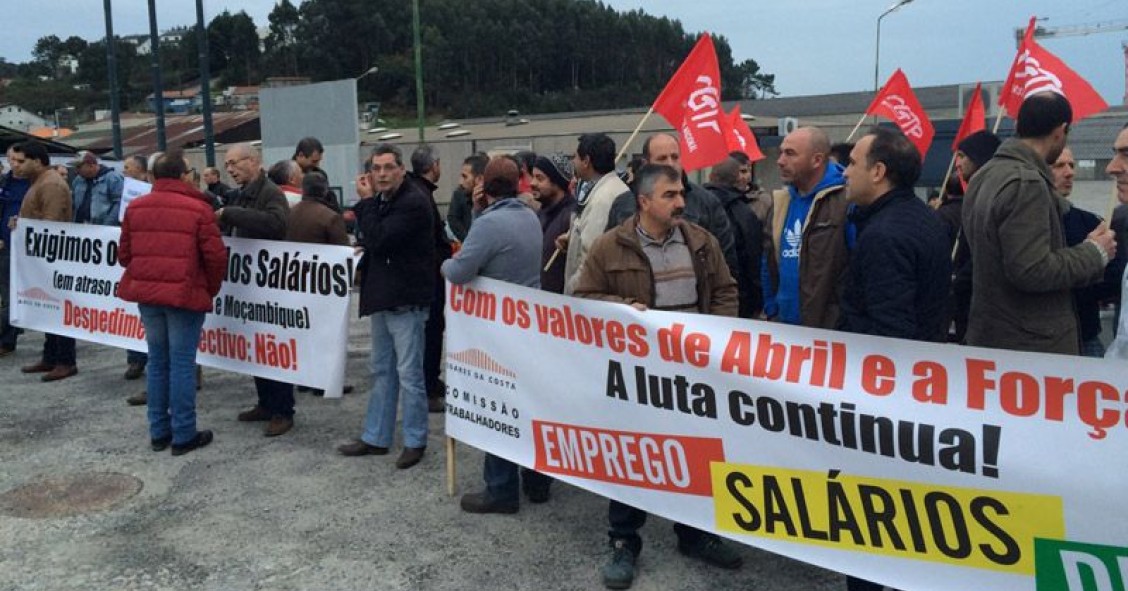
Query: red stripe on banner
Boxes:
[{"xmin": 532, "ymin": 419, "xmax": 725, "ymax": 496}]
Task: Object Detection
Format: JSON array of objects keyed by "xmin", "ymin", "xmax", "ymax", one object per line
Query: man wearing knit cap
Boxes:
[
  {"xmin": 937, "ymin": 130, "xmax": 1000, "ymax": 344},
  {"xmin": 954, "ymin": 130, "xmax": 1001, "ymax": 186},
  {"xmin": 963, "ymin": 92, "xmax": 1116, "ymax": 354},
  {"xmin": 532, "ymin": 152, "xmax": 577, "ymax": 294},
  {"xmin": 441, "ymin": 155, "xmax": 550, "ymax": 513}
]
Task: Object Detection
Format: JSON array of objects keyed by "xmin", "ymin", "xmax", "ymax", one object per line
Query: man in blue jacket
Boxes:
[
  {"xmin": 0, "ymin": 147, "xmax": 31, "ymax": 356},
  {"xmin": 71, "ymin": 151, "xmax": 143, "ymax": 378},
  {"xmin": 761, "ymin": 126, "xmax": 853, "ymax": 329}
]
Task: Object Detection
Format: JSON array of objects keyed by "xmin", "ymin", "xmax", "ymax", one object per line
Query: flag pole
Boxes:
[
  {"xmin": 991, "ymin": 108, "xmax": 1006, "ymax": 134},
  {"xmin": 446, "ymin": 436, "xmax": 456, "ymax": 496},
  {"xmin": 1109, "ymin": 184, "xmax": 1121, "ymax": 222},
  {"xmin": 846, "ymin": 112, "xmax": 869, "ymax": 142},
  {"xmin": 616, "ymin": 105, "xmax": 655, "ymax": 163},
  {"xmin": 938, "ymin": 153, "xmax": 957, "ymax": 201}
]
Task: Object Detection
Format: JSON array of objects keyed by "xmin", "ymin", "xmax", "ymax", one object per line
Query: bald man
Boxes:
[
  {"xmin": 761, "ymin": 126, "xmax": 852, "ymax": 329},
  {"xmin": 220, "ymin": 143, "xmax": 295, "ymax": 437}
]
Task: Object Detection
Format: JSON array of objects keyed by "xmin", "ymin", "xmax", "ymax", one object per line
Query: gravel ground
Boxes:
[{"xmin": 0, "ymin": 300, "xmax": 844, "ymax": 591}]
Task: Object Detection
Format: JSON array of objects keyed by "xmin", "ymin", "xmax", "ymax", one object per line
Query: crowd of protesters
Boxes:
[{"xmin": 1, "ymin": 91, "xmax": 1127, "ymax": 589}]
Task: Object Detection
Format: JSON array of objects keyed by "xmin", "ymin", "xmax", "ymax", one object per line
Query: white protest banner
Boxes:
[
  {"xmin": 118, "ymin": 177, "xmax": 151, "ymax": 223},
  {"xmin": 11, "ymin": 220, "xmax": 354, "ymax": 396},
  {"xmin": 444, "ymin": 277, "xmax": 1128, "ymax": 591}
]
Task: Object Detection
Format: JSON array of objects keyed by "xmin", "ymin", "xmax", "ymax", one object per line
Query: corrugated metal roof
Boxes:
[{"xmin": 64, "ymin": 111, "xmax": 260, "ymax": 157}]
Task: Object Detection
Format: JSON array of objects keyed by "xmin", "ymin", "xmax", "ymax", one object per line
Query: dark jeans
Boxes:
[
  {"xmin": 127, "ymin": 349, "xmax": 148, "ymax": 366},
  {"xmin": 608, "ymin": 500, "xmax": 704, "ymax": 555},
  {"xmin": 423, "ymin": 273, "xmax": 445, "ymax": 397},
  {"xmin": 846, "ymin": 578, "xmax": 885, "ymax": 591},
  {"xmin": 482, "ymin": 453, "xmax": 552, "ymax": 504},
  {"xmin": 0, "ymin": 244, "xmax": 20, "ymax": 349},
  {"xmin": 42, "ymin": 333, "xmax": 76, "ymax": 366},
  {"xmin": 254, "ymin": 376, "xmax": 294, "ymax": 418}
]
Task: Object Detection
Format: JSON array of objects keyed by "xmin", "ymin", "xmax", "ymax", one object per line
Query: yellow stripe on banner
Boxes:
[{"xmin": 710, "ymin": 463, "xmax": 1063, "ymax": 574}]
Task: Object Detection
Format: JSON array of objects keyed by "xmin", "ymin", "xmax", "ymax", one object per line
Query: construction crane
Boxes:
[{"xmin": 1014, "ymin": 19, "xmax": 1128, "ymax": 105}]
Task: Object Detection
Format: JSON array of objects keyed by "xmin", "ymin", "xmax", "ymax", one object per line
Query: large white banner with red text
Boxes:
[
  {"xmin": 444, "ymin": 277, "xmax": 1128, "ymax": 591},
  {"xmin": 10, "ymin": 220, "xmax": 353, "ymax": 396}
]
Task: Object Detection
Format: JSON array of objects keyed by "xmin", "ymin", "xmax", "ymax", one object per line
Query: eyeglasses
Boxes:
[{"xmin": 224, "ymin": 156, "xmax": 251, "ymax": 168}]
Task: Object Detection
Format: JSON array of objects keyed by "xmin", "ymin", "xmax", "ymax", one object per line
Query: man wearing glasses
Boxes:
[
  {"xmin": 218, "ymin": 143, "xmax": 294, "ymax": 437},
  {"xmin": 336, "ymin": 143, "xmax": 435, "ymax": 470}
]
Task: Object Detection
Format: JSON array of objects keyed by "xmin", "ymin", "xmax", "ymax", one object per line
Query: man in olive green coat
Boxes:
[{"xmin": 962, "ymin": 92, "xmax": 1116, "ymax": 354}]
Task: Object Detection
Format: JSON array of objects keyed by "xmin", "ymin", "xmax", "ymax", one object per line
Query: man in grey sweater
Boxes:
[{"xmin": 440, "ymin": 155, "xmax": 553, "ymax": 513}]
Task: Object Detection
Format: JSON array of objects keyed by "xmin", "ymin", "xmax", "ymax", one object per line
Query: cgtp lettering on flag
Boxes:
[
  {"xmin": 652, "ymin": 34, "xmax": 730, "ymax": 171},
  {"xmin": 999, "ymin": 16, "xmax": 1107, "ymax": 122},
  {"xmin": 866, "ymin": 69, "xmax": 935, "ymax": 160}
]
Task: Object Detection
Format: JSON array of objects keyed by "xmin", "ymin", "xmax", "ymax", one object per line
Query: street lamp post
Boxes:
[{"xmin": 874, "ymin": 0, "xmax": 914, "ymax": 93}]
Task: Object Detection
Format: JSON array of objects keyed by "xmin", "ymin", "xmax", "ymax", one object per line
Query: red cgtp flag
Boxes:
[
  {"xmin": 865, "ymin": 68, "xmax": 935, "ymax": 160},
  {"xmin": 1000, "ymin": 16, "xmax": 1108, "ymax": 121},
  {"xmin": 724, "ymin": 106, "xmax": 765, "ymax": 162},
  {"xmin": 652, "ymin": 34, "xmax": 730, "ymax": 171},
  {"xmin": 952, "ymin": 82, "xmax": 986, "ymax": 152}
]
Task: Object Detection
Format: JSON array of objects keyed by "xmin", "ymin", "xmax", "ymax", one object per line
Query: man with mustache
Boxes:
[{"xmin": 573, "ymin": 163, "xmax": 739, "ymax": 589}]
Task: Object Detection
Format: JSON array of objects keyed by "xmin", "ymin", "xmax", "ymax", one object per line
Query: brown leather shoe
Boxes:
[
  {"xmin": 41, "ymin": 365, "xmax": 78, "ymax": 382},
  {"xmin": 126, "ymin": 391, "xmax": 148, "ymax": 406},
  {"xmin": 264, "ymin": 416, "xmax": 293, "ymax": 437},
  {"xmin": 21, "ymin": 360, "xmax": 53, "ymax": 373},
  {"xmin": 0, "ymin": 346, "xmax": 15, "ymax": 357},
  {"xmin": 123, "ymin": 362, "xmax": 145, "ymax": 380},
  {"xmin": 337, "ymin": 439, "xmax": 388, "ymax": 456},
  {"xmin": 395, "ymin": 447, "xmax": 426, "ymax": 469},
  {"xmin": 237, "ymin": 405, "xmax": 272, "ymax": 422}
]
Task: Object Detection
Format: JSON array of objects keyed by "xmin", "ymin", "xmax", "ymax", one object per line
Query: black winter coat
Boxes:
[
  {"xmin": 704, "ymin": 183, "xmax": 763, "ymax": 318},
  {"xmin": 355, "ymin": 179, "xmax": 437, "ymax": 315},
  {"xmin": 838, "ymin": 188, "xmax": 951, "ymax": 342}
]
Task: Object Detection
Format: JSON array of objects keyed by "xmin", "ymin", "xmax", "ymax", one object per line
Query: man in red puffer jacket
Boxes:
[{"xmin": 118, "ymin": 149, "xmax": 228, "ymax": 457}]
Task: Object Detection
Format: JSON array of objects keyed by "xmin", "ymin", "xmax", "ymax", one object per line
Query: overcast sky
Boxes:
[{"xmin": 3, "ymin": 0, "xmax": 1125, "ymax": 104}]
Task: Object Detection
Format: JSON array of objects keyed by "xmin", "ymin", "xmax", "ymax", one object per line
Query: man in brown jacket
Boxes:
[
  {"xmin": 10, "ymin": 141, "xmax": 78, "ymax": 381},
  {"xmin": 760, "ymin": 126, "xmax": 852, "ymax": 329},
  {"xmin": 573, "ymin": 164, "xmax": 739, "ymax": 590},
  {"xmin": 963, "ymin": 92, "xmax": 1116, "ymax": 354}
]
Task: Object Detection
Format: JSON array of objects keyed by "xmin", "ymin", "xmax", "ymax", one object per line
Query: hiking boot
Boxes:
[
  {"xmin": 676, "ymin": 533, "xmax": 742, "ymax": 569},
  {"xmin": 41, "ymin": 365, "xmax": 78, "ymax": 382},
  {"xmin": 337, "ymin": 439, "xmax": 388, "ymax": 456},
  {"xmin": 237, "ymin": 405, "xmax": 271, "ymax": 422},
  {"xmin": 124, "ymin": 362, "xmax": 145, "ymax": 380},
  {"xmin": 264, "ymin": 416, "xmax": 293, "ymax": 437},
  {"xmin": 150, "ymin": 435, "xmax": 172, "ymax": 452},
  {"xmin": 523, "ymin": 481, "xmax": 551, "ymax": 504},
  {"xmin": 395, "ymin": 447, "xmax": 425, "ymax": 469},
  {"xmin": 459, "ymin": 491, "xmax": 518, "ymax": 514},
  {"xmin": 602, "ymin": 539, "xmax": 637, "ymax": 589},
  {"xmin": 171, "ymin": 430, "xmax": 213, "ymax": 456},
  {"xmin": 21, "ymin": 360, "xmax": 53, "ymax": 373},
  {"xmin": 126, "ymin": 391, "xmax": 148, "ymax": 406}
]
